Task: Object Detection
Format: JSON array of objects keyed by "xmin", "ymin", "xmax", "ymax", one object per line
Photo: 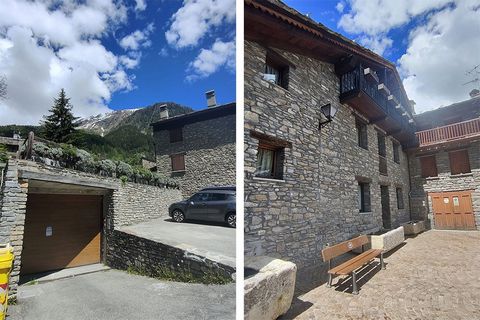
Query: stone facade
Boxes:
[
  {"xmin": 244, "ymin": 41, "xmax": 411, "ymax": 286},
  {"xmin": 154, "ymin": 106, "xmax": 236, "ymax": 197},
  {"xmin": 409, "ymin": 140, "xmax": 480, "ymax": 230}
]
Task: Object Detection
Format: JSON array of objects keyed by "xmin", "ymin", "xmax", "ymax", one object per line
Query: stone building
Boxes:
[
  {"xmin": 152, "ymin": 96, "xmax": 236, "ymax": 196},
  {"xmin": 244, "ymin": 0, "xmax": 417, "ymax": 287},
  {"xmin": 409, "ymin": 95, "xmax": 480, "ymax": 230}
]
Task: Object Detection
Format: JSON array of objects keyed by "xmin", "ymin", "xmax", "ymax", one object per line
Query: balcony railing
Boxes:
[
  {"xmin": 416, "ymin": 117, "xmax": 480, "ymax": 147},
  {"xmin": 339, "ymin": 65, "xmax": 414, "ymax": 136}
]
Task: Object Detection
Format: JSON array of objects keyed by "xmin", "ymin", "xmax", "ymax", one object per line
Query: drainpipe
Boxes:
[{"xmin": 406, "ymin": 151, "xmax": 413, "ymax": 222}]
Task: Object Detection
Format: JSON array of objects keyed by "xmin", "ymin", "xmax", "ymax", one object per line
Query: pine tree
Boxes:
[{"xmin": 42, "ymin": 89, "xmax": 78, "ymax": 142}]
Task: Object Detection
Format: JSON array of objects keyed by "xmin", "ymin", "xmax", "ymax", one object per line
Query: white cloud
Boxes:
[
  {"xmin": 337, "ymin": 0, "xmax": 480, "ymax": 112},
  {"xmin": 399, "ymin": 1, "xmax": 480, "ymax": 112},
  {"xmin": 135, "ymin": 0, "xmax": 147, "ymax": 12},
  {"xmin": 0, "ymin": 0, "xmax": 136, "ymax": 125},
  {"xmin": 187, "ymin": 39, "xmax": 235, "ymax": 81},
  {"xmin": 165, "ymin": 0, "xmax": 236, "ymax": 48},
  {"xmin": 119, "ymin": 23, "xmax": 154, "ymax": 51},
  {"xmin": 357, "ymin": 35, "xmax": 393, "ymax": 55},
  {"xmin": 338, "ymin": 0, "xmax": 453, "ymax": 36},
  {"xmin": 119, "ymin": 55, "xmax": 141, "ymax": 69},
  {"xmin": 335, "ymin": 2, "xmax": 345, "ymax": 13}
]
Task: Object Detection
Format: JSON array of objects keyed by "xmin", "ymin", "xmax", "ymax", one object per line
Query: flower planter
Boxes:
[
  {"xmin": 370, "ymin": 226, "xmax": 405, "ymax": 252},
  {"xmin": 403, "ymin": 221, "xmax": 425, "ymax": 235}
]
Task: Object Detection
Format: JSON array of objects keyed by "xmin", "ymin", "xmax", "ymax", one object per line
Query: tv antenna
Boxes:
[{"xmin": 463, "ymin": 64, "xmax": 480, "ymax": 86}]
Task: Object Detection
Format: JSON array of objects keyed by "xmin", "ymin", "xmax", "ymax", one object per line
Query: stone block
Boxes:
[
  {"xmin": 244, "ymin": 256, "xmax": 297, "ymax": 320},
  {"xmin": 370, "ymin": 226, "xmax": 405, "ymax": 252},
  {"xmin": 403, "ymin": 221, "xmax": 426, "ymax": 235}
]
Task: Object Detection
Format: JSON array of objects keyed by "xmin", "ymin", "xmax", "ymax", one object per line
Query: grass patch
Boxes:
[{"xmin": 126, "ymin": 265, "xmax": 232, "ymax": 285}]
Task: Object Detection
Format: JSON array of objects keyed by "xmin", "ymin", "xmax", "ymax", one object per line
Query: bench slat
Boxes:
[
  {"xmin": 322, "ymin": 235, "xmax": 369, "ymax": 261},
  {"xmin": 329, "ymin": 249, "xmax": 382, "ymax": 275}
]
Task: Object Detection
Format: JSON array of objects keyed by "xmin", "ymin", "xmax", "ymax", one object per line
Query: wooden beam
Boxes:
[{"xmin": 18, "ymin": 170, "xmax": 118, "ymax": 190}]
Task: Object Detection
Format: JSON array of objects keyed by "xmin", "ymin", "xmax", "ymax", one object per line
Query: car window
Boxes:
[
  {"xmin": 209, "ymin": 193, "xmax": 228, "ymax": 201},
  {"xmin": 226, "ymin": 193, "xmax": 236, "ymax": 200},
  {"xmin": 190, "ymin": 193, "xmax": 209, "ymax": 202}
]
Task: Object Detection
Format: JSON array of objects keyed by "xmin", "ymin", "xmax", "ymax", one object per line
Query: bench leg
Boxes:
[
  {"xmin": 327, "ymin": 273, "xmax": 332, "ymax": 288},
  {"xmin": 352, "ymin": 271, "xmax": 358, "ymax": 295},
  {"xmin": 380, "ymin": 252, "xmax": 385, "ymax": 270}
]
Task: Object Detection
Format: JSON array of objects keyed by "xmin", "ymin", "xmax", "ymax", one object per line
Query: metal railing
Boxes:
[{"xmin": 416, "ymin": 118, "xmax": 480, "ymax": 147}]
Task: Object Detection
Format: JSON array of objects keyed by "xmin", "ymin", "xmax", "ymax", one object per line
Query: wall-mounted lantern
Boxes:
[{"xmin": 319, "ymin": 103, "xmax": 338, "ymax": 129}]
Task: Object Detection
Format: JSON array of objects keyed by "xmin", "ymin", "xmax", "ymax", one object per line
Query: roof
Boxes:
[
  {"xmin": 414, "ymin": 96, "xmax": 480, "ymax": 130},
  {"xmin": 245, "ymin": 0, "xmax": 412, "ymax": 111},
  {"xmin": 151, "ymin": 102, "xmax": 236, "ymax": 131}
]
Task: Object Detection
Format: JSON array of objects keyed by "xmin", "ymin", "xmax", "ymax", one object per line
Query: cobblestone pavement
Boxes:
[{"xmin": 283, "ymin": 230, "xmax": 480, "ymax": 320}]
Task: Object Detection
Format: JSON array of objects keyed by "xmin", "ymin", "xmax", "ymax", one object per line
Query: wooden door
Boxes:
[
  {"xmin": 430, "ymin": 191, "xmax": 476, "ymax": 230},
  {"xmin": 381, "ymin": 186, "xmax": 391, "ymax": 229},
  {"xmin": 21, "ymin": 194, "xmax": 102, "ymax": 275}
]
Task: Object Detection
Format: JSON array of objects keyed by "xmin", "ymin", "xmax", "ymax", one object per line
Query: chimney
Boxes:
[
  {"xmin": 159, "ymin": 104, "xmax": 169, "ymax": 120},
  {"xmin": 206, "ymin": 90, "xmax": 217, "ymax": 108},
  {"xmin": 469, "ymin": 89, "xmax": 480, "ymax": 98}
]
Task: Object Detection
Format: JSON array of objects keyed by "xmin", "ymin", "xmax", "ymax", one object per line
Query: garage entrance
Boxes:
[
  {"xmin": 430, "ymin": 191, "xmax": 476, "ymax": 230},
  {"xmin": 21, "ymin": 193, "xmax": 103, "ymax": 275}
]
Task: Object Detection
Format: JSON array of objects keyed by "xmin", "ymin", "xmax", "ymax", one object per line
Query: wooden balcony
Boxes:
[
  {"xmin": 416, "ymin": 118, "xmax": 480, "ymax": 147},
  {"xmin": 339, "ymin": 65, "xmax": 415, "ymax": 144}
]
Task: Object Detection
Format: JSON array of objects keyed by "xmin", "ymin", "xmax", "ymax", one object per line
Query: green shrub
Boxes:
[{"xmin": 0, "ymin": 144, "xmax": 8, "ymax": 163}]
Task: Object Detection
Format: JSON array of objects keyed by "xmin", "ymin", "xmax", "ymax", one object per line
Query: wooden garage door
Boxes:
[
  {"xmin": 21, "ymin": 194, "xmax": 102, "ymax": 275},
  {"xmin": 430, "ymin": 191, "xmax": 476, "ymax": 230}
]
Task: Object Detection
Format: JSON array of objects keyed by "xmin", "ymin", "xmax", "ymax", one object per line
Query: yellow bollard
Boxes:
[{"xmin": 0, "ymin": 244, "xmax": 13, "ymax": 320}]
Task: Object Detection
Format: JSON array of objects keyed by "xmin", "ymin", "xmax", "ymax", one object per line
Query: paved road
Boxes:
[
  {"xmin": 9, "ymin": 269, "xmax": 235, "ymax": 320},
  {"xmin": 119, "ymin": 217, "xmax": 236, "ymax": 268},
  {"xmin": 283, "ymin": 230, "xmax": 480, "ymax": 320}
]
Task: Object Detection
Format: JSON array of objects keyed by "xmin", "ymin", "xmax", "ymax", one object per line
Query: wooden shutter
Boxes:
[
  {"xmin": 420, "ymin": 155, "xmax": 437, "ymax": 178},
  {"xmin": 169, "ymin": 127, "xmax": 183, "ymax": 143},
  {"xmin": 171, "ymin": 154, "xmax": 185, "ymax": 171},
  {"xmin": 449, "ymin": 150, "xmax": 470, "ymax": 175}
]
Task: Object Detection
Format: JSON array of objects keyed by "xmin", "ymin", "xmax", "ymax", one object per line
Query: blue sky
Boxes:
[
  {"xmin": 0, "ymin": 0, "xmax": 236, "ymax": 125},
  {"xmin": 106, "ymin": 2, "xmax": 236, "ymax": 110},
  {"xmin": 283, "ymin": 0, "xmax": 480, "ymax": 113}
]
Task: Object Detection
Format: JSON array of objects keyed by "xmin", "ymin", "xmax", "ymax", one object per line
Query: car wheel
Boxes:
[
  {"xmin": 172, "ymin": 209, "xmax": 185, "ymax": 223},
  {"xmin": 226, "ymin": 212, "xmax": 236, "ymax": 228}
]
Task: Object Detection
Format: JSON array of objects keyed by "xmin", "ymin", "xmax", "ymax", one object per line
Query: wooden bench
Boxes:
[{"xmin": 321, "ymin": 235, "xmax": 385, "ymax": 295}]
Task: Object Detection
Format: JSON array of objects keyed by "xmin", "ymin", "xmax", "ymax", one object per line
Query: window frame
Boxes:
[
  {"xmin": 419, "ymin": 155, "xmax": 438, "ymax": 178},
  {"xmin": 358, "ymin": 182, "xmax": 371, "ymax": 213},
  {"xmin": 170, "ymin": 153, "xmax": 185, "ymax": 172},
  {"xmin": 355, "ymin": 118, "xmax": 368, "ymax": 150},
  {"xmin": 255, "ymin": 141, "xmax": 284, "ymax": 180},
  {"xmin": 448, "ymin": 149, "xmax": 471, "ymax": 175},
  {"xmin": 264, "ymin": 52, "xmax": 290, "ymax": 90},
  {"xmin": 169, "ymin": 127, "xmax": 183, "ymax": 143},
  {"xmin": 396, "ymin": 187, "xmax": 404, "ymax": 209},
  {"xmin": 392, "ymin": 141, "xmax": 400, "ymax": 164}
]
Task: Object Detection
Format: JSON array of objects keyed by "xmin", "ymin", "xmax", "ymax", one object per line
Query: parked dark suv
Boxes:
[{"xmin": 168, "ymin": 186, "xmax": 236, "ymax": 227}]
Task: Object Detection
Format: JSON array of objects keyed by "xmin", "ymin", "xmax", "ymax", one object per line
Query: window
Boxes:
[
  {"xmin": 190, "ymin": 192, "xmax": 209, "ymax": 202},
  {"xmin": 169, "ymin": 127, "xmax": 183, "ymax": 143},
  {"xmin": 392, "ymin": 141, "xmax": 400, "ymax": 164},
  {"xmin": 377, "ymin": 132, "xmax": 386, "ymax": 157},
  {"xmin": 255, "ymin": 141, "xmax": 284, "ymax": 180},
  {"xmin": 396, "ymin": 188, "xmax": 404, "ymax": 209},
  {"xmin": 264, "ymin": 53, "xmax": 289, "ymax": 89},
  {"xmin": 355, "ymin": 118, "xmax": 368, "ymax": 149},
  {"xmin": 358, "ymin": 182, "xmax": 371, "ymax": 212},
  {"xmin": 210, "ymin": 193, "xmax": 228, "ymax": 201},
  {"xmin": 170, "ymin": 154, "xmax": 185, "ymax": 172},
  {"xmin": 419, "ymin": 155, "xmax": 437, "ymax": 178},
  {"xmin": 449, "ymin": 149, "xmax": 471, "ymax": 175},
  {"xmin": 377, "ymin": 132, "xmax": 387, "ymax": 175}
]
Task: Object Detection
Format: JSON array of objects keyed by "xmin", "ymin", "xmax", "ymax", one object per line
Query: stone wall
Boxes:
[
  {"xmin": 244, "ymin": 40, "xmax": 411, "ymax": 288},
  {"xmin": 0, "ymin": 160, "xmax": 182, "ymax": 298},
  {"xmin": 155, "ymin": 114, "xmax": 236, "ymax": 196},
  {"xmin": 112, "ymin": 182, "xmax": 182, "ymax": 227},
  {"xmin": 105, "ymin": 230, "xmax": 235, "ymax": 281},
  {"xmin": 0, "ymin": 159, "xmax": 28, "ymax": 297},
  {"xmin": 409, "ymin": 140, "xmax": 480, "ymax": 230}
]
